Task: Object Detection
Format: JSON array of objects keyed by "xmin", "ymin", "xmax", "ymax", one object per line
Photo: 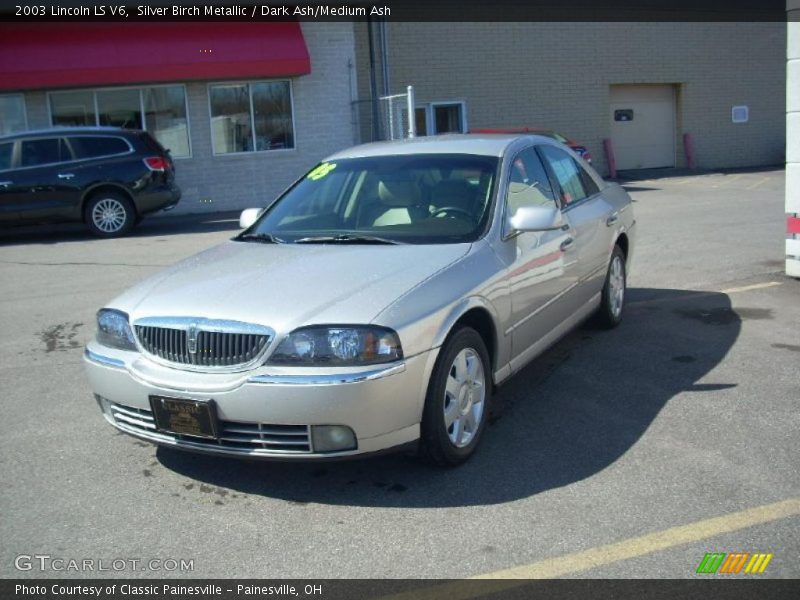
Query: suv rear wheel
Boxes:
[{"xmin": 85, "ymin": 192, "xmax": 136, "ymax": 237}]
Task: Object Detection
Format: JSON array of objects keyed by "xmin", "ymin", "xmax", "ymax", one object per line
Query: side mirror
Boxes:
[
  {"xmin": 509, "ymin": 205, "xmax": 564, "ymax": 233},
  {"xmin": 239, "ymin": 208, "xmax": 262, "ymax": 229}
]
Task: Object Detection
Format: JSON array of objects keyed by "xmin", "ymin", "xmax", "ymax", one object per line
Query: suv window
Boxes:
[
  {"xmin": 506, "ymin": 146, "xmax": 557, "ymax": 217},
  {"xmin": 20, "ymin": 138, "xmax": 71, "ymax": 167},
  {"xmin": 68, "ymin": 136, "xmax": 130, "ymax": 159},
  {"xmin": 0, "ymin": 142, "xmax": 12, "ymax": 170},
  {"xmin": 539, "ymin": 145, "xmax": 589, "ymax": 206}
]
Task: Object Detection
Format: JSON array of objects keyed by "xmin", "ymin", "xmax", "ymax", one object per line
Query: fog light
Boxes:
[{"xmin": 311, "ymin": 425, "xmax": 357, "ymax": 453}]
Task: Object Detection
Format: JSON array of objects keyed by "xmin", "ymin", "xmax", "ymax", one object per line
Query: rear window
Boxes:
[
  {"xmin": 68, "ymin": 136, "xmax": 130, "ymax": 159},
  {"xmin": 0, "ymin": 142, "xmax": 12, "ymax": 170},
  {"xmin": 20, "ymin": 138, "xmax": 71, "ymax": 167},
  {"xmin": 139, "ymin": 131, "xmax": 168, "ymax": 155}
]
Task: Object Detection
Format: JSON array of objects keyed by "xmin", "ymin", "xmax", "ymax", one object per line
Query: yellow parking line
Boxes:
[
  {"xmin": 720, "ymin": 174, "xmax": 745, "ymax": 187},
  {"xmin": 719, "ymin": 281, "xmax": 782, "ymax": 294},
  {"xmin": 626, "ymin": 281, "xmax": 782, "ymax": 308},
  {"xmin": 375, "ymin": 498, "xmax": 800, "ymax": 600},
  {"xmin": 472, "ymin": 498, "xmax": 800, "ymax": 580},
  {"xmin": 745, "ymin": 177, "xmax": 769, "ymax": 190}
]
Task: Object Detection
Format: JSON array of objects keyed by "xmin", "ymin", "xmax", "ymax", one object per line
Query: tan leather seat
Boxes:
[{"xmin": 358, "ymin": 174, "xmax": 426, "ymax": 227}]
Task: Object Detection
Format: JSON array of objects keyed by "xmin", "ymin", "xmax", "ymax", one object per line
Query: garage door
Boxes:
[{"xmin": 610, "ymin": 85, "xmax": 676, "ymax": 170}]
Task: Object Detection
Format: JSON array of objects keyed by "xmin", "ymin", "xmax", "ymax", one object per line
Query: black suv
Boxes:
[{"xmin": 0, "ymin": 127, "xmax": 181, "ymax": 237}]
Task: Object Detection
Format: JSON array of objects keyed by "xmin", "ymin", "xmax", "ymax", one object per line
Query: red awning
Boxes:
[{"xmin": 0, "ymin": 22, "xmax": 311, "ymax": 91}]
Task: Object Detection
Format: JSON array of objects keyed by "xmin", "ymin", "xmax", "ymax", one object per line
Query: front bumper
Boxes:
[{"xmin": 84, "ymin": 342, "xmax": 431, "ymax": 460}]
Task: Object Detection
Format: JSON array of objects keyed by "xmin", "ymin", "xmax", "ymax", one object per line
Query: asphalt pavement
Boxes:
[{"xmin": 0, "ymin": 167, "xmax": 796, "ymax": 579}]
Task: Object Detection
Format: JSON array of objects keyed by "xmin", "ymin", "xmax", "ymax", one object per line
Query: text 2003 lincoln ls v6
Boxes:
[{"xmin": 84, "ymin": 134, "xmax": 634, "ymax": 466}]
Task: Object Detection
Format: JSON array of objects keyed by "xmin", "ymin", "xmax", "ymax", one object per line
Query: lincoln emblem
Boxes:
[{"xmin": 187, "ymin": 324, "xmax": 198, "ymax": 354}]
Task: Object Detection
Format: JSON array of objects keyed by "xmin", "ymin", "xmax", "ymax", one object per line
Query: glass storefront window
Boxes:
[
  {"xmin": 97, "ymin": 88, "xmax": 142, "ymax": 129},
  {"xmin": 0, "ymin": 95, "xmax": 28, "ymax": 134},
  {"xmin": 143, "ymin": 86, "xmax": 190, "ymax": 157},
  {"xmin": 210, "ymin": 81, "xmax": 294, "ymax": 154},
  {"xmin": 209, "ymin": 84, "xmax": 252, "ymax": 154},
  {"xmin": 49, "ymin": 86, "xmax": 190, "ymax": 157},
  {"xmin": 50, "ymin": 91, "xmax": 95, "ymax": 127},
  {"xmin": 252, "ymin": 81, "xmax": 294, "ymax": 151}
]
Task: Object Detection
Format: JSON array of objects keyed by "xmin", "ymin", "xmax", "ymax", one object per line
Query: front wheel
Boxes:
[
  {"xmin": 419, "ymin": 327, "xmax": 492, "ymax": 467},
  {"xmin": 85, "ymin": 192, "xmax": 136, "ymax": 237},
  {"xmin": 595, "ymin": 245, "xmax": 627, "ymax": 329}
]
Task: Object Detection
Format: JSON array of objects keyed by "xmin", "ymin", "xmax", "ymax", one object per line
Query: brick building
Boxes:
[
  {"xmin": 355, "ymin": 22, "xmax": 786, "ymax": 177},
  {"xmin": 0, "ymin": 20, "xmax": 787, "ymax": 215}
]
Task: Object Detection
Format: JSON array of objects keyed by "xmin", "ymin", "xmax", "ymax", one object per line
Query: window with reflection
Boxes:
[
  {"xmin": 49, "ymin": 86, "xmax": 190, "ymax": 157},
  {"xmin": 210, "ymin": 81, "xmax": 294, "ymax": 154},
  {"xmin": 50, "ymin": 91, "xmax": 95, "ymax": 127},
  {"xmin": 0, "ymin": 95, "xmax": 28, "ymax": 134},
  {"xmin": 506, "ymin": 147, "xmax": 557, "ymax": 216},
  {"xmin": 143, "ymin": 86, "xmax": 190, "ymax": 157},
  {"xmin": 97, "ymin": 89, "xmax": 142, "ymax": 129},
  {"xmin": 539, "ymin": 145, "xmax": 588, "ymax": 206}
]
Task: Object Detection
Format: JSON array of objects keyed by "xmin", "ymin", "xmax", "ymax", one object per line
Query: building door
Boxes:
[{"xmin": 610, "ymin": 85, "xmax": 676, "ymax": 170}]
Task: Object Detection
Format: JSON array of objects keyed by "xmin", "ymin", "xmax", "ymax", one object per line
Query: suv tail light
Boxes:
[{"xmin": 143, "ymin": 156, "xmax": 170, "ymax": 172}]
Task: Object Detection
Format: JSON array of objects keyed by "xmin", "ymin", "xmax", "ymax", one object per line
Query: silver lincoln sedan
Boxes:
[{"xmin": 84, "ymin": 134, "xmax": 634, "ymax": 466}]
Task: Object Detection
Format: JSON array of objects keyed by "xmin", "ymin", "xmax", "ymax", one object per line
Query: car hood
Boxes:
[{"xmin": 112, "ymin": 241, "xmax": 471, "ymax": 332}]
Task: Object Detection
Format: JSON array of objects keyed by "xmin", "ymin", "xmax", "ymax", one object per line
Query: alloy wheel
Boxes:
[
  {"xmin": 443, "ymin": 347, "xmax": 486, "ymax": 448},
  {"xmin": 91, "ymin": 198, "xmax": 128, "ymax": 234}
]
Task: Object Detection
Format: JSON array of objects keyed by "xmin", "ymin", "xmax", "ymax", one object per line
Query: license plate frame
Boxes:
[{"xmin": 149, "ymin": 395, "xmax": 218, "ymax": 440}]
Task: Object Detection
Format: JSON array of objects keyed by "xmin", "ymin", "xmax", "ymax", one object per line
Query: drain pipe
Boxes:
[
  {"xmin": 378, "ymin": 20, "xmax": 390, "ymax": 97},
  {"xmin": 366, "ymin": 20, "xmax": 381, "ymax": 141}
]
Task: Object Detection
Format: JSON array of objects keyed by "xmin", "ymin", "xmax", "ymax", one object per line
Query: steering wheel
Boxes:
[{"xmin": 431, "ymin": 206, "xmax": 473, "ymax": 219}]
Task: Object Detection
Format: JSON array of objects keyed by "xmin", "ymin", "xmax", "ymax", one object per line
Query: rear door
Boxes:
[
  {"xmin": 0, "ymin": 140, "xmax": 18, "ymax": 223},
  {"xmin": 12, "ymin": 136, "xmax": 83, "ymax": 223},
  {"xmin": 539, "ymin": 145, "xmax": 615, "ymax": 304}
]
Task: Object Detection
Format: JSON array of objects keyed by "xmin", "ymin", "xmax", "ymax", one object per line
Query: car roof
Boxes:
[
  {"xmin": 325, "ymin": 133, "xmax": 556, "ymax": 160},
  {"xmin": 471, "ymin": 127, "xmax": 555, "ymax": 135},
  {"xmin": 0, "ymin": 126, "xmax": 138, "ymax": 142}
]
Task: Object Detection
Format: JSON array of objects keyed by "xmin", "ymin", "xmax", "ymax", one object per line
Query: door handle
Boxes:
[
  {"xmin": 560, "ymin": 237, "xmax": 575, "ymax": 251},
  {"xmin": 57, "ymin": 173, "xmax": 75, "ymax": 180},
  {"xmin": 606, "ymin": 212, "xmax": 619, "ymax": 226},
  {"xmin": 0, "ymin": 181, "xmax": 12, "ymax": 187}
]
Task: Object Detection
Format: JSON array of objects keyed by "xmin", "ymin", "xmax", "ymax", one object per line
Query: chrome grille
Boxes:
[
  {"xmin": 133, "ymin": 319, "xmax": 271, "ymax": 369},
  {"xmin": 106, "ymin": 401, "xmax": 312, "ymax": 454}
]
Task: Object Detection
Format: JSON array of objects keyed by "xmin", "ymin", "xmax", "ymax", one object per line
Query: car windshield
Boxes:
[{"xmin": 241, "ymin": 153, "xmax": 499, "ymax": 244}]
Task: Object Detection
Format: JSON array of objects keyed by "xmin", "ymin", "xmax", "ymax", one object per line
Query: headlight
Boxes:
[
  {"xmin": 267, "ymin": 326, "xmax": 403, "ymax": 366},
  {"xmin": 96, "ymin": 309, "xmax": 137, "ymax": 351}
]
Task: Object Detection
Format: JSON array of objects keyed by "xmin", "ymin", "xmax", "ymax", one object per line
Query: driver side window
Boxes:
[{"xmin": 506, "ymin": 147, "xmax": 557, "ymax": 219}]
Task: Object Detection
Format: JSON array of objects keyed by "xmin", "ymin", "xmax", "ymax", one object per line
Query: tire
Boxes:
[
  {"xmin": 419, "ymin": 326, "xmax": 493, "ymax": 467},
  {"xmin": 595, "ymin": 245, "xmax": 627, "ymax": 329},
  {"xmin": 84, "ymin": 192, "xmax": 136, "ymax": 237}
]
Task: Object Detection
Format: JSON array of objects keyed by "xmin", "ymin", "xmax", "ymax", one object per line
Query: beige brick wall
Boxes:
[{"xmin": 356, "ymin": 22, "xmax": 786, "ymax": 175}]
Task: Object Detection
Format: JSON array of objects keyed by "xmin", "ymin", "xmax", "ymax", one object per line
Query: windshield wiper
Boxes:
[
  {"xmin": 293, "ymin": 234, "xmax": 403, "ymax": 245},
  {"xmin": 235, "ymin": 232, "xmax": 285, "ymax": 244}
]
